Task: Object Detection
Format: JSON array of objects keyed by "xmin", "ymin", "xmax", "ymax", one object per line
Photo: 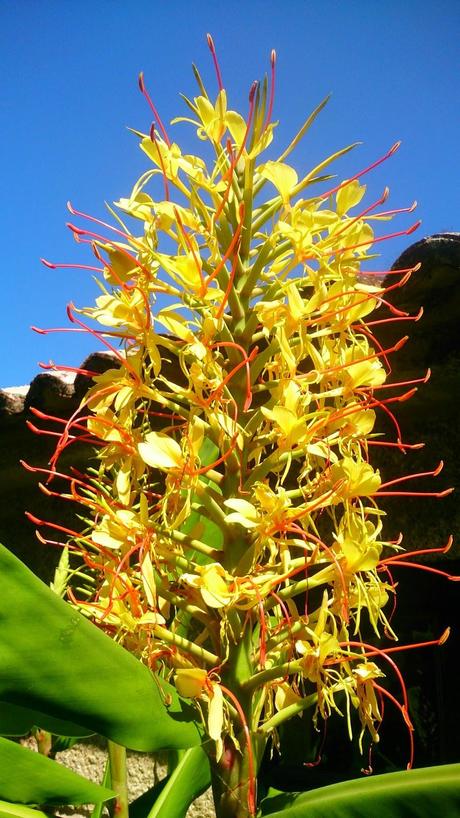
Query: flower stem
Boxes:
[{"xmin": 107, "ymin": 741, "xmax": 128, "ymax": 818}]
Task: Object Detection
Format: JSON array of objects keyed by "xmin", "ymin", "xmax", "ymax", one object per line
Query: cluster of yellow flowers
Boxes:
[{"xmin": 33, "ymin": 46, "xmax": 448, "ymax": 781}]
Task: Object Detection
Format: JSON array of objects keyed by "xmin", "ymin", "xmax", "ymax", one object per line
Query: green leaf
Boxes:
[
  {"xmin": 129, "ymin": 780, "xmax": 168, "ymax": 818},
  {"xmin": 129, "ymin": 747, "xmax": 211, "ymax": 818},
  {"xmin": 145, "ymin": 746, "xmax": 211, "ymax": 818},
  {"xmin": 90, "ymin": 756, "xmax": 112, "ymax": 818},
  {"xmin": 0, "ymin": 737, "xmax": 114, "ymax": 805},
  {"xmin": 0, "ymin": 701, "xmax": 93, "ymax": 738},
  {"xmin": 0, "ymin": 546, "xmax": 200, "ymax": 752},
  {"xmin": 260, "ymin": 763, "xmax": 460, "ymax": 817},
  {"xmin": 0, "ymin": 801, "xmax": 48, "ymax": 818}
]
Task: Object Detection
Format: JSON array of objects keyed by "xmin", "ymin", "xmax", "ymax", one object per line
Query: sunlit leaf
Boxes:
[
  {"xmin": 0, "ymin": 737, "xmax": 115, "ymax": 806},
  {"xmin": 0, "ymin": 547, "xmax": 201, "ymax": 752}
]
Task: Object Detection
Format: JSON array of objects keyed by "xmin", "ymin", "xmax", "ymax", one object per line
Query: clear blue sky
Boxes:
[{"xmin": 1, "ymin": 0, "xmax": 459, "ymax": 387}]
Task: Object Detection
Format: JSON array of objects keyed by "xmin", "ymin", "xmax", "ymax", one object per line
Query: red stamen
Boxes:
[
  {"xmin": 278, "ymin": 522, "xmax": 349, "ymax": 622},
  {"xmin": 366, "ymin": 440, "xmax": 424, "ymax": 451},
  {"xmin": 206, "ymin": 34, "xmax": 223, "ymax": 93},
  {"xmin": 214, "ymin": 81, "xmax": 256, "ymax": 219},
  {"xmin": 334, "ymin": 220, "xmax": 421, "ymax": 256},
  {"xmin": 304, "ymin": 720, "xmax": 328, "ymax": 767},
  {"xmin": 269, "ymin": 590, "xmax": 292, "ymax": 629},
  {"xmin": 67, "ymin": 202, "xmax": 134, "ymax": 243},
  {"xmin": 150, "ymin": 123, "xmax": 171, "ymax": 201},
  {"xmin": 365, "ymin": 306, "xmax": 424, "ymax": 327},
  {"xmin": 31, "ymin": 324, "xmax": 132, "ymax": 339},
  {"xmin": 21, "ymin": 461, "xmax": 96, "ymax": 495},
  {"xmin": 215, "ymin": 247, "xmax": 241, "ymax": 321},
  {"xmin": 67, "ymin": 223, "xmax": 152, "ymax": 282},
  {"xmin": 372, "ymin": 200, "xmax": 417, "ymax": 219},
  {"xmin": 318, "ymin": 335, "xmax": 408, "ymax": 379},
  {"xmin": 206, "ymin": 204, "xmax": 244, "ymax": 285},
  {"xmin": 366, "ymin": 370, "xmax": 430, "ymax": 392},
  {"xmin": 41, "ymin": 258, "xmax": 102, "ymax": 272},
  {"xmin": 341, "ymin": 639, "xmax": 410, "ymax": 714},
  {"xmin": 66, "ymin": 303, "xmax": 141, "ymax": 384},
  {"xmin": 38, "ymin": 361, "xmax": 99, "ymax": 377},
  {"xmin": 320, "ymin": 141, "xmax": 401, "ymax": 201},
  {"xmin": 378, "ymin": 461, "xmax": 444, "ymax": 490},
  {"xmin": 138, "ymin": 71, "xmax": 171, "ymax": 146},
  {"xmin": 207, "ymin": 346, "xmax": 258, "ymax": 408},
  {"xmin": 361, "ymin": 263, "xmax": 421, "ymax": 278},
  {"xmin": 377, "ymin": 488, "xmax": 453, "ymax": 498},
  {"xmin": 379, "ymin": 561, "xmax": 460, "ymax": 581},
  {"xmin": 25, "ymin": 511, "xmax": 88, "ymax": 541},
  {"xmin": 383, "ymin": 535, "xmax": 453, "ymax": 563},
  {"xmin": 356, "ymin": 323, "xmax": 393, "ymax": 375},
  {"xmin": 326, "ymin": 187, "xmax": 390, "ymax": 243},
  {"xmin": 263, "ymin": 49, "xmax": 276, "ymax": 131},
  {"xmin": 372, "ymin": 683, "xmax": 414, "ymax": 769}
]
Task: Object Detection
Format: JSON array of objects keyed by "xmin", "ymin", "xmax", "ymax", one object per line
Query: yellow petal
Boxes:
[
  {"xmin": 200, "ymin": 564, "xmax": 233, "ymax": 608},
  {"xmin": 275, "ymin": 683, "xmax": 302, "ymax": 712},
  {"xmin": 260, "ymin": 160, "xmax": 298, "ymax": 204},
  {"xmin": 336, "ymin": 180, "xmax": 366, "ymax": 216},
  {"xmin": 226, "ymin": 110, "xmax": 247, "ymax": 146},
  {"xmin": 208, "ymin": 683, "xmax": 224, "ymax": 741},
  {"xmin": 175, "ymin": 668, "xmax": 208, "ymax": 698},
  {"xmin": 141, "ymin": 553, "xmax": 156, "ymax": 608},
  {"xmin": 115, "ymin": 460, "xmax": 132, "ymax": 505},
  {"xmin": 138, "ymin": 432, "xmax": 183, "ymax": 471},
  {"xmin": 224, "ymin": 498, "xmax": 258, "ymax": 519}
]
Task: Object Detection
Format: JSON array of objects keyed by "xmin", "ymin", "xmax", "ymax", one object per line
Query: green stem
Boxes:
[
  {"xmin": 239, "ymin": 159, "xmax": 255, "ymax": 267},
  {"xmin": 260, "ymin": 693, "xmax": 317, "ymax": 733},
  {"xmin": 156, "ymin": 584, "xmax": 210, "ymax": 623},
  {"xmin": 263, "ymin": 564, "xmax": 336, "ymax": 610},
  {"xmin": 241, "ymin": 659, "xmax": 302, "ymax": 693},
  {"xmin": 107, "ymin": 741, "xmax": 129, "ymax": 818},
  {"xmin": 194, "ymin": 481, "xmax": 228, "ymax": 528},
  {"xmin": 153, "ymin": 624, "xmax": 220, "ymax": 665},
  {"xmin": 210, "ymin": 734, "xmax": 257, "ymax": 818},
  {"xmin": 168, "ymin": 527, "xmax": 220, "ymax": 558}
]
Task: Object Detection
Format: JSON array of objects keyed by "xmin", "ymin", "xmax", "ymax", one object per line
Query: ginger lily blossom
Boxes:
[{"xmin": 27, "ymin": 37, "xmax": 456, "ymax": 818}]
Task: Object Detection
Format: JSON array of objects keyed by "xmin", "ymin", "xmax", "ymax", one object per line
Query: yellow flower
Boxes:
[
  {"xmin": 259, "ymin": 160, "xmax": 298, "ymax": 206},
  {"xmin": 353, "ymin": 661, "xmax": 384, "ymax": 745},
  {"xmin": 174, "ymin": 667, "xmax": 208, "ymax": 698},
  {"xmin": 181, "ymin": 563, "xmax": 235, "ymax": 609},
  {"xmin": 335, "ymin": 511, "xmax": 382, "ymax": 573},
  {"xmin": 329, "ymin": 457, "xmax": 381, "ymax": 499}
]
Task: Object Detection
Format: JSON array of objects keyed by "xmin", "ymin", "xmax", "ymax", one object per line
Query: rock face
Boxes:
[
  {"xmin": 0, "ymin": 352, "xmax": 119, "ymax": 582},
  {"xmin": 372, "ymin": 232, "xmax": 460, "ymax": 557}
]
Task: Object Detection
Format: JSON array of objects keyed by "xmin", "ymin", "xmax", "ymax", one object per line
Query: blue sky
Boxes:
[{"xmin": 1, "ymin": 0, "xmax": 459, "ymax": 386}]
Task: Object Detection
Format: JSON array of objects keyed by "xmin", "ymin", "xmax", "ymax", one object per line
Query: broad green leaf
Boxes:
[
  {"xmin": 0, "ymin": 701, "xmax": 93, "ymax": 738},
  {"xmin": 129, "ymin": 781, "xmax": 168, "ymax": 818},
  {"xmin": 0, "ymin": 801, "xmax": 48, "ymax": 818},
  {"xmin": 260, "ymin": 763, "xmax": 460, "ymax": 817},
  {"xmin": 0, "ymin": 546, "xmax": 200, "ymax": 752},
  {"xmin": 0, "ymin": 737, "xmax": 114, "ymax": 805},
  {"xmin": 145, "ymin": 746, "xmax": 210, "ymax": 818}
]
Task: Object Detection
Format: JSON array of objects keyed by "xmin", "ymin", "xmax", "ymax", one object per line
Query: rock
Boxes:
[{"xmin": 372, "ymin": 232, "xmax": 460, "ymax": 555}]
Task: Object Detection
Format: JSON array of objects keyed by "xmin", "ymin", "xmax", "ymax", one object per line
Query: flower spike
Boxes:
[{"xmin": 30, "ymin": 47, "xmax": 455, "ymax": 807}]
